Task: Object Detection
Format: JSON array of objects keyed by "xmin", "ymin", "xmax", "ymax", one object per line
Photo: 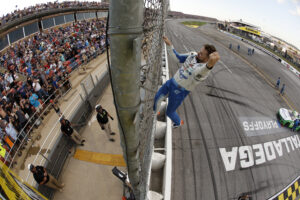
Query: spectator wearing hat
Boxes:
[
  {"xmin": 95, "ymin": 104, "xmax": 115, "ymax": 142},
  {"xmin": 60, "ymin": 116, "xmax": 85, "ymax": 146},
  {"xmin": 28, "ymin": 164, "xmax": 64, "ymax": 191}
]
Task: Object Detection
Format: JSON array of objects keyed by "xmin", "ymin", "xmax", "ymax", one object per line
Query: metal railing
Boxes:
[
  {"xmin": 2, "ymin": 47, "xmax": 105, "ymax": 170},
  {"xmin": 26, "ymin": 90, "xmax": 82, "ymax": 184},
  {"xmin": 4, "ymin": 78, "xmax": 73, "ymax": 169},
  {"xmin": 23, "ymin": 62, "xmax": 107, "ymax": 186},
  {"xmin": 108, "ymin": 0, "xmax": 168, "ymax": 199}
]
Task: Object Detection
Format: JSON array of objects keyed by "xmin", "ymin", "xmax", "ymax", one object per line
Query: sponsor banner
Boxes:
[
  {"xmin": 239, "ymin": 117, "xmax": 283, "ymax": 137},
  {"xmin": 281, "ymin": 60, "xmax": 300, "ymax": 78},
  {"xmin": 0, "ymin": 162, "xmax": 48, "ymax": 200},
  {"xmin": 219, "ymin": 134, "xmax": 300, "ymax": 171},
  {"xmin": 238, "ymin": 26, "xmax": 261, "ymax": 36}
]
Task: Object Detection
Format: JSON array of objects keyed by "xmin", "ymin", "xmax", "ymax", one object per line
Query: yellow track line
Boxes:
[
  {"xmin": 236, "ymin": 53, "xmax": 297, "ymax": 112},
  {"xmin": 74, "ymin": 149, "xmax": 126, "ymax": 167}
]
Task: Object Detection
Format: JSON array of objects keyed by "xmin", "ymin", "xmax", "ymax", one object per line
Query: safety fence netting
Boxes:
[{"xmin": 138, "ymin": 0, "xmax": 168, "ymax": 196}]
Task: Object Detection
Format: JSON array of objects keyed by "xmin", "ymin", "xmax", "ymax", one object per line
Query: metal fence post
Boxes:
[
  {"xmin": 108, "ymin": 0, "xmax": 143, "ymax": 198},
  {"xmin": 90, "ymin": 74, "xmax": 95, "ymax": 87},
  {"xmin": 79, "ymin": 93, "xmax": 84, "ymax": 102},
  {"xmin": 80, "ymin": 83, "xmax": 88, "ymax": 99}
]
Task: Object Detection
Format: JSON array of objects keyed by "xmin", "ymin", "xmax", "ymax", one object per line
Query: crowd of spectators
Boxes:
[
  {"xmin": 0, "ymin": 1, "xmax": 108, "ymax": 27},
  {"xmin": 0, "ymin": 18, "xmax": 107, "ymax": 164}
]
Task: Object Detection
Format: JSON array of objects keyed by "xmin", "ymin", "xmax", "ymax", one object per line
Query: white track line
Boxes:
[{"xmin": 219, "ymin": 60, "xmax": 233, "ymax": 74}]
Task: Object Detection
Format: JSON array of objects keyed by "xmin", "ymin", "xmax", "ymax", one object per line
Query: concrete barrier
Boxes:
[{"xmin": 37, "ymin": 70, "xmax": 110, "ymax": 198}]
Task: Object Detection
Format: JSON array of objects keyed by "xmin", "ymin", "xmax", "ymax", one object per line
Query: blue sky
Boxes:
[{"xmin": 170, "ymin": 0, "xmax": 300, "ymax": 50}]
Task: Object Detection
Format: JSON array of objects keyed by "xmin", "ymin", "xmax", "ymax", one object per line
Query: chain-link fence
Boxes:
[
  {"xmin": 108, "ymin": 0, "xmax": 168, "ymax": 198},
  {"xmin": 139, "ymin": 0, "xmax": 168, "ymax": 197}
]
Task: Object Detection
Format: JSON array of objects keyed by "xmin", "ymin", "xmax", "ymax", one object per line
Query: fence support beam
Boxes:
[{"xmin": 108, "ymin": 0, "xmax": 143, "ymax": 198}]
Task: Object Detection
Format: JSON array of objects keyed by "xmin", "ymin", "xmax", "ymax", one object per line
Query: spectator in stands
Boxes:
[
  {"xmin": 33, "ymin": 79, "xmax": 48, "ymax": 100},
  {"xmin": 0, "ymin": 15, "xmax": 107, "ymax": 157},
  {"xmin": 12, "ymin": 106, "xmax": 27, "ymax": 132},
  {"xmin": 19, "ymin": 98, "xmax": 33, "ymax": 118},
  {"xmin": 4, "ymin": 72, "xmax": 14, "ymax": 85},
  {"xmin": 0, "ymin": 1, "xmax": 106, "ymax": 27},
  {"xmin": 60, "ymin": 116, "xmax": 85, "ymax": 146},
  {"xmin": 0, "ymin": 105, "xmax": 9, "ymax": 122},
  {"xmin": 4, "ymin": 118, "xmax": 19, "ymax": 143},
  {"xmin": 28, "ymin": 92, "xmax": 42, "ymax": 113},
  {"xmin": 28, "ymin": 164, "xmax": 64, "ymax": 192}
]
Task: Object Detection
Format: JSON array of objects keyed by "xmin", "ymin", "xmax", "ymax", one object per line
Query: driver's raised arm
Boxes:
[{"xmin": 163, "ymin": 36, "xmax": 189, "ymax": 64}]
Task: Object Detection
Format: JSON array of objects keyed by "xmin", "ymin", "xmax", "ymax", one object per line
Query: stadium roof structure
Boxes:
[{"xmin": 229, "ymin": 19, "xmax": 261, "ymax": 30}]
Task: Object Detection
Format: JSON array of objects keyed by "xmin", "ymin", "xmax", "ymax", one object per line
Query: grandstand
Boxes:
[
  {"xmin": 228, "ymin": 19, "xmax": 261, "ymax": 40},
  {"xmin": 0, "ymin": 1, "xmax": 108, "ymax": 195}
]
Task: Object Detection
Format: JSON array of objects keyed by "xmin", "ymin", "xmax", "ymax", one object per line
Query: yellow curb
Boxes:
[{"xmin": 74, "ymin": 149, "xmax": 126, "ymax": 167}]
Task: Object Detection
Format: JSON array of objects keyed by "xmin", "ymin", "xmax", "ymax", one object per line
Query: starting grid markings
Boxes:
[{"xmin": 268, "ymin": 176, "xmax": 300, "ymax": 200}]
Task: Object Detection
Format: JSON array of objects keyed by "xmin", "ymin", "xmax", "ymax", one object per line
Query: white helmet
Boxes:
[
  {"xmin": 95, "ymin": 104, "xmax": 102, "ymax": 110},
  {"xmin": 28, "ymin": 164, "xmax": 34, "ymax": 171}
]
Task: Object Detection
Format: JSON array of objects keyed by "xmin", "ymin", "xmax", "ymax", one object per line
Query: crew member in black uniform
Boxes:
[
  {"xmin": 95, "ymin": 104, "xmax": 115, "ymax": 142},
  {"xmin": 60, "ymin": 116, "xmax": 85, "ymax": 146},
  {"xmin": 28, "ymin": 164, "xmax": 64, "ymax": 191}
]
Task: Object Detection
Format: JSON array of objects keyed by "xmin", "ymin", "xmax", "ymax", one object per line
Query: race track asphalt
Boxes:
[{"xmin": 166, "ymin": 19, "xmax": 300, "ymax": 200}]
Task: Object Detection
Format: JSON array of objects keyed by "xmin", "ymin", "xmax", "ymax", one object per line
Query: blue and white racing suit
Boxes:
[{"xmin": 153, "ymin": 45, "xmax": 212, "ymax": 126}]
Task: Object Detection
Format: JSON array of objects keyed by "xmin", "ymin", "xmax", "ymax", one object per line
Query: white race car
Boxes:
[{"xmin": 277, "ymin": 108, "xmax": 300, "ymax": 131}]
